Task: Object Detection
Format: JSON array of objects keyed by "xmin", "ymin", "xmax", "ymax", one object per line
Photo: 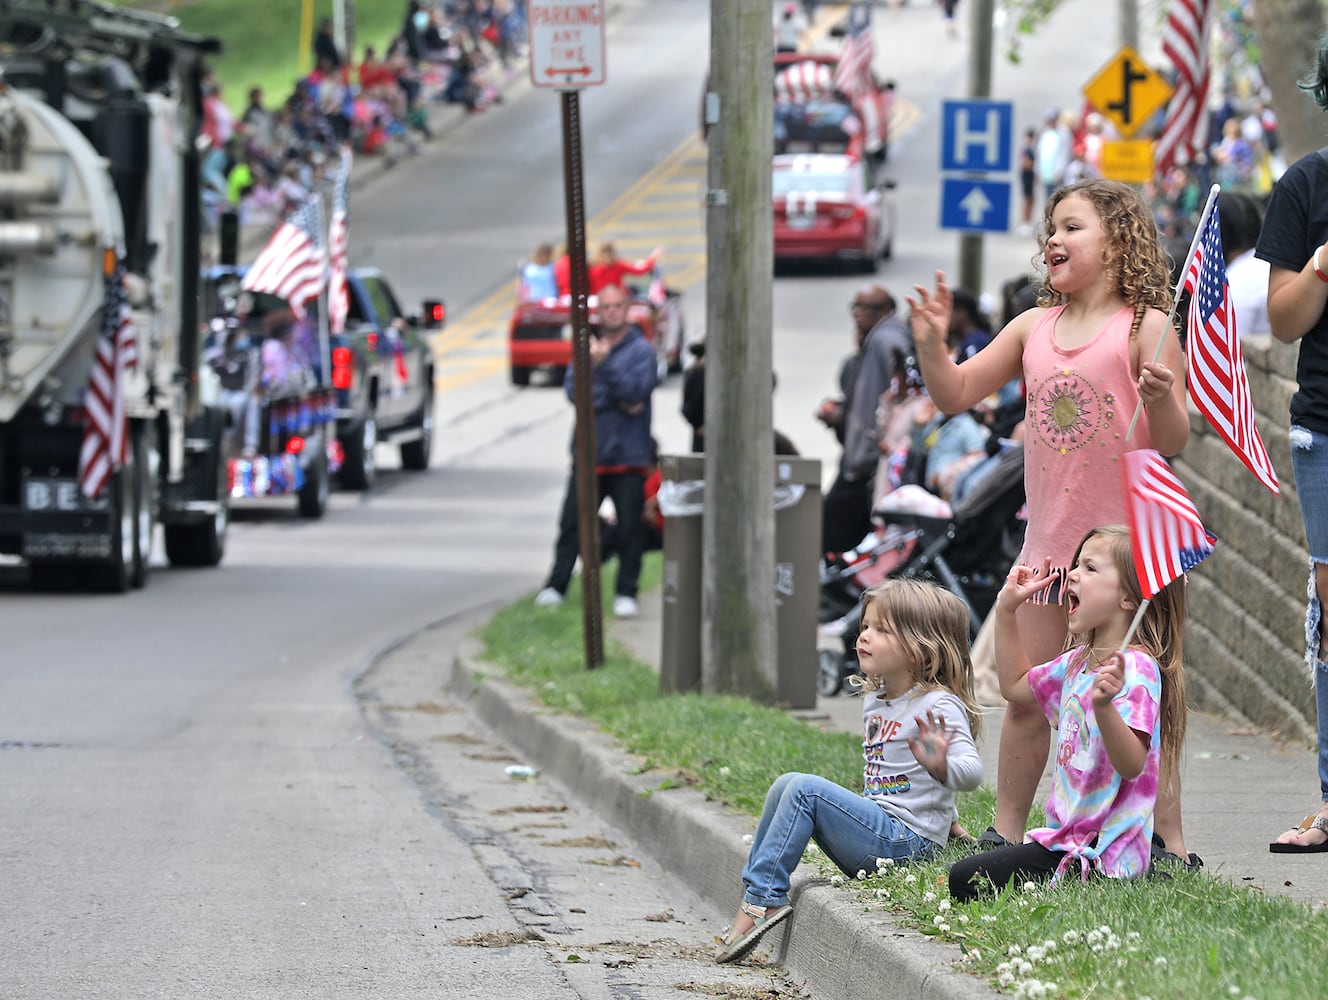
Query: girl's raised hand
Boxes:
[
  {"xmin": 908, "ymin": 709, "xmax": 953, "ymax": 780},
  {"xmin": 993, "ymin": 557, "xmax": 1056, "ymax": 614},
  {"xmin": 906, "ymin": 270, "xmax": 953, "ymax": 355},
  {"xmin": 1090, "ymin": 651, "xmax": 1126, "ymax": 708},
  {"xmin": 1137, "ymin": 361, "xmax": 1175, "ymax": 407}
]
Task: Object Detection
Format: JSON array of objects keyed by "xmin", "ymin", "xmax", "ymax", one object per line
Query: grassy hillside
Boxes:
[{"xmin": 122, "ymin": 1, "xmax": 411, "ymax": 109}]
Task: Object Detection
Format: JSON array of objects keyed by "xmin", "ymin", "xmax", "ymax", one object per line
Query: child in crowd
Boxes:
[
  {"xmin": 949, "ymin": 525, "xmax": 1188, "ymax": 901},
  {"xmin": 715, "ymin": 580, "xmax": 983, "ymax": 964},
  {"xmin": 907, "ymin": 180, "xmax": 1192, "ymax": 864},
  {"xmin": 521, "ymin": 243, "xmax": 558, "ymax": 301}
]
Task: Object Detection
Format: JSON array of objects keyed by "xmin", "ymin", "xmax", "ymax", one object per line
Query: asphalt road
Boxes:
[{"xmin": 0, "ymin": 1, "xmax": 1144, "ymax": 996}]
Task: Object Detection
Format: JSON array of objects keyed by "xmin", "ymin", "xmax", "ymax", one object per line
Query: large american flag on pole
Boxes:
[
  {"xmin": 1155, "ymin": 0, "xmax": 1212, "ymax": 175},
  {"xmin": 1123, "ymin": 449, "xmax": 1217, "ymax": 599},
  {"xmin": 1181, "ymin": 200, "xmax": 1280, "ymax": 493},
  {"xmin": 242, "ymin": 193, "xmax": 325, "ymax": 316},
  {"xmin": 327, "ymin": 149, "xmax": 352, "ymax": 335},
  {"xmin": 79, "ymin": 256, "xmax": 137, "ymax": 499},
  {"xmin": 833, "ymin": 2, "xmax": 873, "ymax": 100}
]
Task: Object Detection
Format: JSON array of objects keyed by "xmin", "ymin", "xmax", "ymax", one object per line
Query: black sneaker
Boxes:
[{"xmin": 972, "ymin": 826, "xmax": 1014, "ymax": 853}]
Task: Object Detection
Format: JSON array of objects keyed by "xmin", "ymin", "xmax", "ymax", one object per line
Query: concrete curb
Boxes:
[{"xmin": 448, "ymin": 637, "xmax": 997, "ymax": 999}]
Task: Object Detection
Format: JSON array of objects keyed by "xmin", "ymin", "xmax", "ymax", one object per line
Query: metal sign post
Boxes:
[{"xmin": 532, "ymin": 0, "xmax": 608, "ymax": 669}]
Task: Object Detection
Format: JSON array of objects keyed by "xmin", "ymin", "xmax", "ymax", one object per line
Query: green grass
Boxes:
[
  {"xmin": 481, "ymin": 552, "xmax": 1328, "ymax": 998},
  {"xmin": 122, "ymin": 1, "xmax": 409, "ymax": 111}
]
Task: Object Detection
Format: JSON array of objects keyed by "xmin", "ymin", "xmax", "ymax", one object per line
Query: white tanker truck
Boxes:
[{"xmin": 0, "ymin": 0, "xmax": 229, "ymax": 591}]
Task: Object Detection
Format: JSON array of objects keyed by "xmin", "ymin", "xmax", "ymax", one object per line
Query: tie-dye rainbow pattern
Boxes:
[{"xmin": 1025, "ymin": 648, "xmax": 1162, "ymax": 881}]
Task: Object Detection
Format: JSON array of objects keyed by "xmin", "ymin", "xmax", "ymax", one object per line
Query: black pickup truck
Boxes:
[{"xmin": 332, "ymin": 268, "xmax": 442, "ymax": 490}]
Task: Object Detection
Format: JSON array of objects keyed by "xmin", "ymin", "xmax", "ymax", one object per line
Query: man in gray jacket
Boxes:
[{"xmin": 821, "ymin": 285, "xmax": 910, "ymax": 555}]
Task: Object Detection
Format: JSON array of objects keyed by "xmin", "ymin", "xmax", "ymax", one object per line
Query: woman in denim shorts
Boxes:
[{"xmin": 1255, "ymin": 34, "xmax": 1328, "ymax": 853}]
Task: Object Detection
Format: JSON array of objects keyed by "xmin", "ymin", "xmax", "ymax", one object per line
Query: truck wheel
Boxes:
[
  {"xmin": 163, "ymin": 426, "xmax": 228, "ymax": 568},
  {"xmin": 89, "ymin": 461, "xmax": 135, "ymax": 593},
  {"xmin": 511, "ymin": 365, "xmax": 531, "ymax": 387},
  {"xmin": 339, "ymin": 414, "xmax": 377, "ymax": 491},
  {"xmin": 298, "ymin": 446, "xmax": 329, "ymax": 518},
  {"xmin": 130, "ymin": 424, "xmax": 157, "ymax": 589},
  {"xmin": 400, "ymin": 385, "xmax": 433, "ymax": 471}
]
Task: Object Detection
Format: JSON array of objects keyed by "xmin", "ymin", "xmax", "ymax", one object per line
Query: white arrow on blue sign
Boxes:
[
  {"xmin": 941, "ymin": 99, "xmax": 1014, "ymax": 173},
  {"xmin": 940, "ymin": 178, "xmax": 1011, "ymax": 233}
]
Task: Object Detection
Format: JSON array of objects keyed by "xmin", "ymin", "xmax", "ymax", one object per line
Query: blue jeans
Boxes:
[
  {"xmin": 740, "ymin": 773, "xmax": 935, "ymax": 909},
  {"xmin": 1291, "ymin": 425, "xmax": 1328, "ymax": 800}
]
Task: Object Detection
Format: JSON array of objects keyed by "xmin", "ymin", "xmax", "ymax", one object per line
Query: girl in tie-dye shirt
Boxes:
[{"xmin": 949, "ymin": 525, "xmax": 1188, "ymax": 901}]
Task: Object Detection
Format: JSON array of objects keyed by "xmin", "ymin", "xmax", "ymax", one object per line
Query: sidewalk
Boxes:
[{"xmin": 418, "ymin": 583, "xmax": 1328, "ymax": 1000}]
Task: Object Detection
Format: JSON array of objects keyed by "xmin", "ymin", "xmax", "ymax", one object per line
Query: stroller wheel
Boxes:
[{"xmin": 817, "ymin": 648, "xmax": 845, "ymax": 697}]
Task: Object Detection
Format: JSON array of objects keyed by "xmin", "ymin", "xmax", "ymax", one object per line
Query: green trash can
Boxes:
[{"xmin": 657, "ymin": 454, "xmax": 822, "ymax": 708}]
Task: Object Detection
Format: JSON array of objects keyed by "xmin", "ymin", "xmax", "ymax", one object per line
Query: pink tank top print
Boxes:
[{"xmin": 1020, "ymin": 305, "xmax": 1151, "ymax": 590}]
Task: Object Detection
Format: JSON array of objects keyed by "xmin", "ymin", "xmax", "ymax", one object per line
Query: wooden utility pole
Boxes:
[{"xmin": 703, "ymin": 0, "xmax": 776, "ymax": 699}]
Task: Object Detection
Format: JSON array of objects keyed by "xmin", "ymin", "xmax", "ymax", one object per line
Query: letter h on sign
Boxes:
[{"xmin": 941, "ymin": 100, "xmax": 1013, "ymax": 173}]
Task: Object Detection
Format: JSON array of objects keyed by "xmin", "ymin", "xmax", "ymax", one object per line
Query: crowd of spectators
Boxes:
[{"xmin": 200, "ymin": 1, "xmax": 528, "ymax": 234}]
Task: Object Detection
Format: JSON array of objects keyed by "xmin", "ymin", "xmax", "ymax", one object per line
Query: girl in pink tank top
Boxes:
[{"xmin": 905, "ymin": 179, "xmax": 1193, "ymax": 862}]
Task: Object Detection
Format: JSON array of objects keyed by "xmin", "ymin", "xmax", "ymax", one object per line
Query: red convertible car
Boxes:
[{"xmin": 773, "ymin": 153, "xmax": 895, "ymax": 272}]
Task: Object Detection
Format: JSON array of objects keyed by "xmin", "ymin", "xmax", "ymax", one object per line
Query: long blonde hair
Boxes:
[
  {"xmin": 1065, "ymin": 525, "xmax": 1188, "ymax": 791},
  {"xmin": 853, "ymin": 579, "xmax": 981, "ymax": 737}
]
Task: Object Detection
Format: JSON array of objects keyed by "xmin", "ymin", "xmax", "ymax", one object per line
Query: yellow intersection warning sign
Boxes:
[
  {"xmin": 1083, "ymin": 46, "xmax": 1173, "ymax": 138},
  {"xmin": 1100, "ymin": 140, "xmax": 1155, "ymax": 184}
]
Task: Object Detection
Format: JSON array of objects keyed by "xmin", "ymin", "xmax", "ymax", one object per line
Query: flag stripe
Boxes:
[
  {"xmin": 833, "ymin": 2, "xmax": 873, "ymax": 99},
  {"xmin": 80, "ymin": 258, "xmax": 137, "ymax": 498},
  {"xmin": 1123, "ymin": 450, "xmax": 1216, "ymax": 599},
  {"xmin": 1180, "ymin": 199, "xmax": 1280, "ymax": 493},
  {"xmin": 328, "ymin": 149, "xmax": 352, "ymax": 335},
  {"xmin": 242, "ymin": 194, "xmax": 325, "ymax": 317},
  {"xmin": 1156, "ymin": 0, "xmax": 1212, "ymax": 175}
]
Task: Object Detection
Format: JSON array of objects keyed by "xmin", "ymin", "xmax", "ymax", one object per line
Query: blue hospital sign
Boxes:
[
  {"xmin": 941, "ymin": 100, "xmax": 1014, "ymax": 173},
  {"xmin": 940, "ymin": 178, "xmax": 1011, "ymax": 233}
]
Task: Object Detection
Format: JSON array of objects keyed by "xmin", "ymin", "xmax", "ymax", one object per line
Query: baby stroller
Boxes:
[{"xmin": 816, "ymin": 444, "xmax": 1027, "ymax": 696}]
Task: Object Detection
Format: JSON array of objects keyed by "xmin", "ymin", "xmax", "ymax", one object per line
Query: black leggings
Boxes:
[{"xmin": 949, "ymin": 841, "xmax": 1064, "ymax": 902}]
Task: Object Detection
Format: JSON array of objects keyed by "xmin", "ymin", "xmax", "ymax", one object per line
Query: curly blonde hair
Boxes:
[
  {"xmin": 851, "ymin": 579, "xmax": 981, "ymax": 738},
  {"xmin": 1033, "ymin": 180, "xmax": 1173, "ymax": 314}
]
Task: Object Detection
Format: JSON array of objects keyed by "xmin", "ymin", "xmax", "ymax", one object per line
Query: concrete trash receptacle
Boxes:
[{"xmin": 657, "ymin": 454, "xmax": 822, "ymax": 708}]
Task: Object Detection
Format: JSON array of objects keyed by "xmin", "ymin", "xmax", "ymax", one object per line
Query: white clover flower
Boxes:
[
  {"xmin": 874, "ymin": 888, "xmax": 890, "ymax": 898},
  {"xmin": 922, "ymin": 891, "xmax": 937, "ymax": 903},
  {"xmin": 933, "ymin": 914, "xmax": 947, "ymax": 927},
  {"xmin": 1062, "ymin": 930, "xmax": 1080, "ymax": 945},
  {"xmin": 969, "ymin": 949, "xmax": 980, "ymax": 961},
  {"xmin": 1007, "ymin": 945, "xmax": 1023, "ymax": 958},
  {"xmin": 937, "ymin": 898, "xmax": 951, "ymax": 912},
  {"xmin": 857, "ymin": 869, "xmax": 868, "ymax": 880},
  {"xmin": 806, "ymin": 843, "xmax": 820, "ymax": 854},
  {"xmin": 1022, "ymin": 880, "xmax": 1037, "ymax": 892},
  {"xmin": 742, "ymin": 834, "xmax": 754, "ymax": 844},
  {"xmin": 936, "ymin": 922, "xmax": 951, "ymax": 934},
  {"xmin": 718, "ymin": 766, "xmax": 731, "ymax": 777},
  {"xmin": 996, "ymin": 962, "xmax": 1013, "ymax": 975},
  {"xmin": 1043, "ymin": 940, "xmax": 1056, "ymax": 952},
  {"xmin": 1154, "ymin": 956, "xmax": 1168, "ymax": 968},
  {"xmin": 1092, "ymin": 944, "xmax": 1103, "ymax": 953},
  {"xmin": 981, "ymin": 914, "xmax": 998, "ymax": 923},
  {"xmin": 904, "ymin": 873, "xmax": 917, "ymax": 885},
  {"xmin": 1027, "ymin": 945, "xmax": 1045, "ymax": 963},
  {"xmin": 1099, "ymin": 925, "xmax": 1111, "ymax": 936},
  {"xmin": 1087, "ymin": 928, "xmax": 1104, "ymax": 947},
  {"xmin": 998, "ymin": 971, "xmax": 1015, "ymax": 988},
  {"xmin": 1105, "ymin": 936, "xmax": 1121, "ymax": 952},
  {"xmin": 830, "ymin": 874, "xmax": 846, "ymax": 886},
  {"xmin": 956, "ymin": 914, "xmax": 970, "ymax": 925},
  {"xmin": 1018, "ymin": 959, "xmax": 1033, "ymax": 976},
  {"xmin": 1126, "ymin": 931, "xmax": 1141, "ymax": 942},
  {"xmin": 877, "ymin": 856, "xmax": 894, "ymax": 869},
  {"xmin": 1227, "ymin": 988, "xmax": 1240, "ymax": 997}
]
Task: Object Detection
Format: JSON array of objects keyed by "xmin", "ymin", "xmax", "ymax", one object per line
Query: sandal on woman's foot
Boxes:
[
  {"xmin": 1269, "ymin": 814, "xmax": 1328, "ymax": 853},
  {"xmin": 714, "ymin": 901, "xmax": 793, "ymax": 964}
]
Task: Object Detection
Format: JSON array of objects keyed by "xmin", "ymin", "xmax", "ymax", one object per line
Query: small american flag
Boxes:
[
  {"xmin": 242, "ymin": 193, "xmax": 325, "ymax": 316},
  {"xmin": 1123, "ymin": 449, "xmax": 1216, "ymax": 599},
  {"xmin": 1181, "ymin": 200, "xmax": 1280, "ymax": 493},
  {"xmin": 80, "ymin": 257, "xmax": 138, "ymax": 498},
  {"xmin": 832, "ymin": 2, "xmax": 873, "ymax": 100},
  {"xmin": 327, "ymin": 149, "xmax": 352, "ymax": 334},
  {"xmin": 1155, "ymin": 0, "xmax": 1212, "ymax": 175}
]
